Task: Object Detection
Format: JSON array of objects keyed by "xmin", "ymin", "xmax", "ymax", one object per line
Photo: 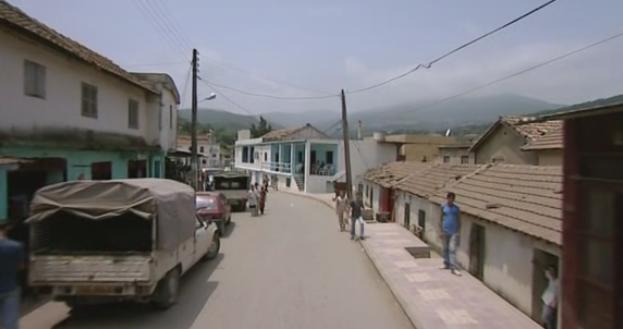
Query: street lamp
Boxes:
[{"xmin": 201, "ymin": 93, "xmax": 217, "ymax": 102}]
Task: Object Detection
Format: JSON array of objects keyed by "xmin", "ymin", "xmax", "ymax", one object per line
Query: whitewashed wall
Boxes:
[{"xmin": 0, "ymin": 30, "xmax": 167, "ymax": 149}]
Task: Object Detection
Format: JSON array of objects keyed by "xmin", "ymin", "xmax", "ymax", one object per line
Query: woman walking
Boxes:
[
  {"xmin": 248, "ymin": 185, "xmax": 258, "ymax": 217},
  {"xmin": 333, "ymin": 191, "xmax": 347, "ymax": 231}
]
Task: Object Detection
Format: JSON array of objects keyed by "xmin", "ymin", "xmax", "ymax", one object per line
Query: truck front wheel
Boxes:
[{"xmin": 152, "ymin": 267, "xmax": 180, "ymax": 309}]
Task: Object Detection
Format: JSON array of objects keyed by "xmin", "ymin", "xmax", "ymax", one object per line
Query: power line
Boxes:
[
  {"xmin": 346, "ymin": 0, "xmax": 558, "ymax": 94},
  {"xmin": 201, "ymin": 78, "xmax": 339, "ymax": 100},
  {"xmin": 148, "ymin": 0, "xmax": 194, "ymax": 51},
  {"xmin": 134, "ymin": 0, "xmax": 188, "ymax": 59},
  {"xmin": 417, "ymin": 31, "xmax": 623, "ymax": 113},
  {"xmin": 199, "ymin": 79, "xmax": 256, "ymax": 116},
  {"xmin": 180, "ymin": 64, "xmax": 192, "ymax": 109},
  {"xmin": 141, "ymin": 0, "xmax": 190, "ymax": 52}
]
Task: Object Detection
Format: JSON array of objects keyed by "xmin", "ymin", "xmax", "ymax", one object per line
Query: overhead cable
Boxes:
[{"xmin": 201, "ymin": 79, "xmax": 339, "ymax": 100}]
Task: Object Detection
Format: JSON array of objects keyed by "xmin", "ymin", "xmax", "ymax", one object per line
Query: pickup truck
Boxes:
[
  {"xmin": 212, "ymin": 171, "xmax": 250, "ymax": 211},
  {"xmin": 27, "ymin": 179, "xmax": 220, "ymax": 308}
]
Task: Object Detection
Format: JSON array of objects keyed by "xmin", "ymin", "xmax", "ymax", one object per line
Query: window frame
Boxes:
[
  {"xmin": 81, "ymin": 82, "xmax": 98, "ymax": 118},
  {"xmin": 24, "ymin": 60, "xmax": 46, "ymax": 99},
  {"xmin": 128, "ymin": 99, "xmax": 139, "ymax": 129}
]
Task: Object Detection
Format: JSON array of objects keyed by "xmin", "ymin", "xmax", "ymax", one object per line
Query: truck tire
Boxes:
[
  {"xmin": 152, "ymin": 267, "xmax": 180, "ymax": 309},
  {"xmin": 205, "ymin": 233, "xmax": 220, "ymax": 260}
]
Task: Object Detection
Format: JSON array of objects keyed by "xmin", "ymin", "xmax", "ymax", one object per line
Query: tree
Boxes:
[{"xmin": 250, "ymin": 116, "xmax": 272, "ymax": 138}]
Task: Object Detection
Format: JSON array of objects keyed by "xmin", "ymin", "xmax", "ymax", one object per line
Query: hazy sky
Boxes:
[{"xmin": 12, "ymin": 0, "xmax": 623, "ymax": 116}]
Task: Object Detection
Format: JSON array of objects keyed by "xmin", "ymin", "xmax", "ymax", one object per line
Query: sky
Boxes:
[{"xmin": 11, "ymin": 0, "xmax": 623, "ymax": 115}]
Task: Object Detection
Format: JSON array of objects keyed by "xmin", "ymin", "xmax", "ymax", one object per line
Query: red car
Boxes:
[{"xmin": 196, "ymin": 192, "xmax": 232, "ymax": 232}]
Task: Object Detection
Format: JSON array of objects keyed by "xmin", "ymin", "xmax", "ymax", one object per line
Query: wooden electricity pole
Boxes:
[
  {"xmin": 191, "ymin": 48, "xmax": 199, "ymax": 190},
  {"xmin": 341, "ymin": 89, "xmax": 353, "ymax": 200}
]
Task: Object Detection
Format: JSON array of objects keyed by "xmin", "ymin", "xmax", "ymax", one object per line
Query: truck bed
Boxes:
[{"xmin": 29, "ymin": 254, "xmax": 151, "ymax": 283}]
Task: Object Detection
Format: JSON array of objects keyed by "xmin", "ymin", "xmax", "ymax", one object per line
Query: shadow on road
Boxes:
[
  {"xmin": 221, "ymin": 221, "xmax": 236, "ymax": 238},
  {"xmin": 55, "ymin": 254, "xmax": 225, "ymax": 329}
]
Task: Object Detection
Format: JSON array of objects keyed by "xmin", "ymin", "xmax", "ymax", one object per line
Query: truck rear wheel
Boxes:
[
  {"xmin": 205, "ymin": 233, "xmax": 220, "ymax": 260},
  {"xmin": 152, "ymin": 267, "xmax": 180, "ymax": 309}
]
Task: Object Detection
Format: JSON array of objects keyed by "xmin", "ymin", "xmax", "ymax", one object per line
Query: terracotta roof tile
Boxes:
[
  {"xmin": 261, "ymin": 124, "xmax": 329, "ymax": 142},
  {"xmin": 0, "ymin": 1, "xmax": 158, "ymax": 94},
  {"xmin": 430, "ymin": 164, "xmax": 562, "ymax": 245},
  {"xmin": 364, "ymin": 162, "xmax": 429, "ymax": 188},
  {"xmin": 395, "ymin": 164, "xmax": 479, "ymax": 198}
]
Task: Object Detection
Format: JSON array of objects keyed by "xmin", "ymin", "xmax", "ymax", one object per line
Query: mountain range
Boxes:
[{"xmin": 179, "ymin": 94, "xmax": 565, "ymax": 137}]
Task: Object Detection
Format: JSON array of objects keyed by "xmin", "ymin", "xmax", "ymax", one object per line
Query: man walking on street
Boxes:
[
  {"xmin": 439, "ymin": 192, "xmax": 461, "ymax": 276},
  {"xmin": 350, "ymin": 194, "xmax": 365, "ymax": 240},
  {"xmin": 0, "ymin": 223, "xmax": 25, "ymax": 329}
]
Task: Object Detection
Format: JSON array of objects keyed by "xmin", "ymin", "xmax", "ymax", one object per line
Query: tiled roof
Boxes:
[
  {"xmin": 261, "ymin": 124, "xmax": 329, "ymax": 142},
  {"xmin": 396, "ymin": 164, "xmax": 479, "ymax": 198},
  {"xmin": 470, "ymin": 117, "xmax": 563, "ymax": 151},
  {"xmin": 0, "ymin": 1, "xmax": 158, "ymax": 94},
  {"xmin": 364, "ymin": 162, "xmax": 429, "ymax": 188},
  {"xmin": 522, "ymin": 124, "xmax": 563, "ymax": 150},
  {"xmin": 430, "ymin": 164, "xmax": 562, "ymax": 245}
]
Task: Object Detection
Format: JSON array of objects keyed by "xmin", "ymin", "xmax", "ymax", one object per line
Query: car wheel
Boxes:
[
  {"xmin": 226, "ymin": 215, "xmax": 232, "ymax": 226},
  {"xmin": 206, "ymin": 233, "xmax": 220, "ymax": 260},
  {"xmin": 152, "ymin": 267, "xmax": 180, "ymax": 309}
]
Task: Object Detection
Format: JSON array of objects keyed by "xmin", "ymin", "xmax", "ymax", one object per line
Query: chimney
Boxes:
[{"xmin": 357, "ymin": 120, "xmax": 363, "ymax": 140}]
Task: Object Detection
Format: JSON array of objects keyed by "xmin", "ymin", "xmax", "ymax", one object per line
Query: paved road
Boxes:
[{"xmin": 56, "ymin": 192, "xmax": 414, "ymax": 329}]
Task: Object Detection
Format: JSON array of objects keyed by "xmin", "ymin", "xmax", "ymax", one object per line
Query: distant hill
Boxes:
[
  {"xmin": 535, "ymin": 94, "xmax": 623, "ymax": 117},
  {"xmin": 262, "ymin": 110, "xmax": 335, "ymax": 128},
  {"xmin": 178, "ymin": 108, "xmax": 263, "ymax": 131}
]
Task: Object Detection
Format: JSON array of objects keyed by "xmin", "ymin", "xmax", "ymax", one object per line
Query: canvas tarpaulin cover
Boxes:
[{"xmin": 27, "ymin": 179, "xmax": 196, "ymax": 251}]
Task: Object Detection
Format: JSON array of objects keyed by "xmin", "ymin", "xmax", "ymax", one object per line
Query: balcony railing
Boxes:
[{"xmin": 260, "ymin": 162, "xmax": 292, "ymax": 173}]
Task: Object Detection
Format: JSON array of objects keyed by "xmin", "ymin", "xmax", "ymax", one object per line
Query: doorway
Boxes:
[
  {"xmin": 404, "ymin": 203, "xmax": 411, "ymax": 229},
  {"xmin": 417, "ymin": 209, "xmax": 426, "ymax": 241},
  {"xmin": 91, "ymin": 162, "xmax": 112, "ymax": 180},
  {"xmin": 128, "ymin": 160, "xmax": 147, "ymax": 178},
  {"xmin": 532, "ymin": 249, "xmax": 559, "ymax": 322},
  {"xmin": 469, "ymin": 223, "xmax": 486, "ymax": 280}
]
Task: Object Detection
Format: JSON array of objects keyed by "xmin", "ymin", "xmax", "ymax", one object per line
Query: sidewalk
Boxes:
[
  {"xmin": 361, "ymin": 223, "xmax": 541, "ymax": 329},
  {"xmin": 20, "ymin": 301, "xmax": 69, "ymax": 329}
]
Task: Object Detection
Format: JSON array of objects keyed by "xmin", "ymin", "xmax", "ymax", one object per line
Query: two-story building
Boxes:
[
  {"xmin": 177, "ymin": 133, "xmax": 221, "ymax": 169},
  {"xmin": 234, "ymin": 124, "xmax": 396, "ymax": 193},
  {"xmin": 0, "ymin": 1, "xmax": 179, "ymax": 222}
]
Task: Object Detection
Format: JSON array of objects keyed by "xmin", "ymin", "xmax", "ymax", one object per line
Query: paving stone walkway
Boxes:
[{"xmin": 361, "ymin": 223, "xmax": 541, "ymax": 329}]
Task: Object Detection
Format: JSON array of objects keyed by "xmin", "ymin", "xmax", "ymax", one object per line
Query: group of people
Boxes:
[
  {"xmin": 247, "ymin": 182, "xmax": 268, "ymax": 217},
  {"xmin": 333, "ymin": 191, "xmax": 365, "ymax": 240}
]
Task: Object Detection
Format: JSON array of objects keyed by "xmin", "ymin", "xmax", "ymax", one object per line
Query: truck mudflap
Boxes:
[{"xmin": 29, "ymin": 254, "xmax": 152, "ymax": 286}]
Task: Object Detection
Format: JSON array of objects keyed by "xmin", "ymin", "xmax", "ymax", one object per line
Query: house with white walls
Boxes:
[
  {"xmin": 364, "ymin": 160, "xmax": 563, "ymax": 323},
  {"xmin": 0, "ymin": 1, "xmax": 179, "ymax": 223},
  {"xmin": 234, "ymin": 124, "xmax": 396, "ymax": 193}
]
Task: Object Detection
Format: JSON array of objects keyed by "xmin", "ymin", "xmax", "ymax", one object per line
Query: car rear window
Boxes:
[{"xmin": 196, "ymin": 197, "xmax": 217, "ymax": 209}]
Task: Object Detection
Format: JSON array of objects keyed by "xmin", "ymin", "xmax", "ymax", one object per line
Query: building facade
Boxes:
[
  {"xmin": 177, "ymin": 134, "xmax": 222, "ymax": 169},
  {"xmin": 0, "ymin": 2, "xmax": 179, "ymax": 222},
  {"xmin": 234, "ymin": 124, "xmax": 396, "ymax": 193}
]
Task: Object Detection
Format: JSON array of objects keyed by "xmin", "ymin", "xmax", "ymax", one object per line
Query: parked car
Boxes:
[
  {"xmin": 27, "ymin": 179, "xmax": 220, "ymax": 309},
  {"xmin": 196, "ymin": 192, "xmax": 231, "ymax": 233}
]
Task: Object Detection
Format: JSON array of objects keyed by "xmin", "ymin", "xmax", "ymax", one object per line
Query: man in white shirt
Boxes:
[{"xmin": 541, "ymin": 266, "xmax": 559, "ymax": 329}]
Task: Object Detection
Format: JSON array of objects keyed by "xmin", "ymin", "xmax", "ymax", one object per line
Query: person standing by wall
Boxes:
[
  {"xmin": 541, "ymin": 266, "xmax": 559, "ymax": 329},
  {"xmin": 259, "ymin": 186, "xmax": 267, "ymax": 215},
  {"xmin": 439, "ymin": 192, "xmax": 461, "ymax": 276},
  {"xmin": 0, "ymin": 222, "xmax": 25, "ymax": 329},
  {"xmin": 248, "ymin": 185, "xmax": 258, "ymax": 217}
]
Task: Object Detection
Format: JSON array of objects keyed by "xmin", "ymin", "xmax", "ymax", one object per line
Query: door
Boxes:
[
  {"xmin": 417, "ymin": 210, "xmax": 426, "ymax": 241},
  {"xmin": 91, "ymin": 161, "xmax": 112, "ymax": 180},
  {"xmin": 404, "ymin": 203, "xmax": 411, "ymax": 229},
  {"xmin": 193, "ymin": 218, "xmax": 211, "ymax": 264},
  {"xmin": 469, "ymin": 223, "xmax": 485, "ymax": 280},
  {"xmin": 128, "ymin": 160, "xmax": 147, "ymax": 178},
  {"xmin": 531, "ymin": 249, "xmax": 559, "ymax": 322}
]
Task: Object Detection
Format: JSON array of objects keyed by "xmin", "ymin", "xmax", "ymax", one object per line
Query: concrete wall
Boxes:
[
  {"xmin": 475, "ymin": 125, "xmax": 537, "ymax": 165},
  {"xmin": 0, "ymin": 29, "xmax": 165, "ymax": 148},
  {"xmin": 345, "ymin": 140, "xmax": 396, "ymax": 187},
  {"xmin": 536, "ymin": 149, "xmax": 563, "ymax": 166},
  {"xmin": 393, "ymin": 191, "xmax": 561, "ymax": 318},
  {"xmin": 306, "ymin": 175, "xmax": 331, "ymax": 193},
  {"xmin": 438, "ymin": 148, "xmax": 474, "ymax": 165}
]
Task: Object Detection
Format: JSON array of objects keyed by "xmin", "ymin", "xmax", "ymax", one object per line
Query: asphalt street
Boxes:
[{"xmin": 55, "ymin": 192, "xmax": 414, "ymax": 329}]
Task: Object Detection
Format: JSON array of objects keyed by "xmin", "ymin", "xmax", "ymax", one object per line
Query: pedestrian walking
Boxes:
[
  {"xmin": 248, "ymin": 185, "xmax": 258, "ymax": 217},
  {"xmin": 439, "ymin": 192, "xmax": 461, "ymax": 276},
  {"xmin": 0, "ymin": 223, "xmax": 25, "ymax": 329},
  {"xmin": 350, "ymin": 194, "xmax": 365, "ymax": 240},
  {"xmin": 332, "ymin": 191, "xmax": 347, "ymax": 232},
  {"xmin": 259, "ymin": 186, "xmax": 267, "ymax": 215},
  {"xmin": 541, "ymin": 266, "xmax": 559, "ymax": 329}
]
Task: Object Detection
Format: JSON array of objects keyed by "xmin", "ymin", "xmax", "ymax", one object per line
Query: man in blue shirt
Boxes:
[
  {"xmin": 439, "ymin": 192, "xmax": 461, "ymax": 276},
  {"xmin": 0, "ymin": 223, "xmax": 25, "ymax": 329}
]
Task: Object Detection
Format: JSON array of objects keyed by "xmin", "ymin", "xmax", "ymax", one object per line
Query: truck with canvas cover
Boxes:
[
  {"xmin": 27, "ymin": 179, "xmax": 220, "ymax": 308},
  {"xmin": 212, "ymin": 171, "xmax": 250, "ymax": 211}
]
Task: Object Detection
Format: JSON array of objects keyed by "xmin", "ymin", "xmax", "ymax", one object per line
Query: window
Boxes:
[
  {"xmin": 250, "ymin": 147, "xmax": 255, "ymax": 163},
  {"xmin": 81, "ymin": 82, "xmax": 98, "ymax": 118},
  {"xmin": 169, "ymin": 105, "xmax": 173, "ymax": 129},
  {"xmin": 24, "ymin": 60, "xmax": 46, "ymax": 98},
  {"xmin": 202, "ymin": 159, "xmax": 207, "ymax": 164},
  {"xmin": 153, "ymin": 160, "xmax": 161, "ymax": 178},
  {"xmin": 242, "ymin": 146, "xmax": 249, "ymax": 163},
  {"xmin": 200, "ymin": 146, "xmax": 204, "ymax": 153},
  {"xmin": 264, "ymin": 152, "xmax": 268, "ymax": 161},
  {"xmin": 461, "ymin": 155, "xmax": 469, "ymax": 164},
  {"xmin": 128, "ymin": 99, "xmax": 139, "ymax": 129},
  {"xmin": 91, "ymin": 161, "xmax": 112, "ymax": 180},
  {"xmin": 326, "ymin": 151, "xmax": 334, "ymax": 164},
  {"xmin": 443, "ymin": 156, "xmax": 450, "ymax": 163}
]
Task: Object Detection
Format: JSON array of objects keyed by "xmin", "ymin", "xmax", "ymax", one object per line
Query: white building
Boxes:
[
  {"xmin": 234, "ymin": 124, "xmax": 396, "ymax": 193},
  {"xmin": 0, "ymin": 1, "xmax": 179, "ymax": 221},
  {"xmin": 177, "ymin": 134, "xmax": 221, "ymax": 169}
]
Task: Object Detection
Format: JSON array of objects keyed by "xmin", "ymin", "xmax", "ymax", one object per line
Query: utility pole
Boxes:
[
  {"xmin": 341, "ymin": 89, "xmax": 353, "ymax": 200},
  {"xmin": 191, "ymin": 48, "xmax": 199, "ymax": 190}
]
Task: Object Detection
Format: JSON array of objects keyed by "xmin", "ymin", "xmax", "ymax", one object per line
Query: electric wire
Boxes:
[{"xmin": 201, "ymin": 79, "xmax": 339, "ymax": 100}]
